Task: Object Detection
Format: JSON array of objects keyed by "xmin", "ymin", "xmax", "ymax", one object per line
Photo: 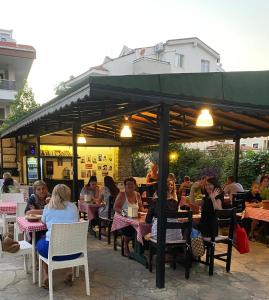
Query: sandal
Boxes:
[
  {"xmin": 42, "ymin": 278, "xmax": 49, "ymax": 290},
  {"xmin": 64, "ymin": 274, "xmax": 73, "ymax": 286}
]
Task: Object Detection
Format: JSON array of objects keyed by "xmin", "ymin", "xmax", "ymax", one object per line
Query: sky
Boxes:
[{"xmin": 1, "ymin": 0, "xmax": 269, "ymax": 104}]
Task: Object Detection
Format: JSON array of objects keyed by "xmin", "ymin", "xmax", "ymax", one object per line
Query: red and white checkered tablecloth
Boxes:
[
  {"xmin": 17, "ymin": 216, "xmax": 47, "ymax": 233},
  {"xmin": 78, "ymin": 201, "xmax": 102, "ymax": 221},
  {"xmin": 0, "ymin": 202, "xmax": 16, "ymax": 214},
  {"xmin": 111, "ymin": 213, "xmax": 151, "ymax": 244},
  {"xmin": 244, "ymin": 207, "xmax": 269, "ymax": 222}
]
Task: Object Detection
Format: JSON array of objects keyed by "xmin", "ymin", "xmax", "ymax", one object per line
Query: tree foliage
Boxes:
[
  {"xmin": 0, "ymin": 81, "xmax": 40, "ymax": 131},
  {"xmin": 132, "ymin": 142, "xmax": 269, "ymax": 188}
]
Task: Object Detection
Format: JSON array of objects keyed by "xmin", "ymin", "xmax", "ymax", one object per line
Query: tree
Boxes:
[{"xmin": 0, "ymin": 81, "xmax": 40, "ymax": 130}]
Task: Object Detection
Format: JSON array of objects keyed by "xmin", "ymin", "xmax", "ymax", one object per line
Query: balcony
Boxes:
[
  {"xmin": 0, "ymin": 79, "xmax": 16, "ymax": 101},
  {"xmin": 133, "ymin": 57, "xmax": 171, "ymax": 74},
  {"xmin": 0, "ymin": 79, "xmax": 16, "ymax": 90}
]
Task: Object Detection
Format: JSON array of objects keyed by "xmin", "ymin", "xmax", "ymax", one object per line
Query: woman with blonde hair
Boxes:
[{"xmin": 36, "ymin": 184, "xmax": 80, "ymax": 289}]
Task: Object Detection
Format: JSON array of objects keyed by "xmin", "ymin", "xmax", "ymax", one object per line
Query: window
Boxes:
[
  {"xmin": 0, "ymin": 108, "xmax": 5, "ymax": 120},
  {"xmin": 201, "ymin": 59, "xmax": 210, "ymax": 72},
  {"xmin": 175, "ymin": 53, "xmax": 184, "ymax": 68},
  {"xmin": 241, "ymin": 143, "xmax": 246, "ymax": 147},
  {"xmin": 253, "ymin": 143, "xmax": 259, "ymax": 149}
]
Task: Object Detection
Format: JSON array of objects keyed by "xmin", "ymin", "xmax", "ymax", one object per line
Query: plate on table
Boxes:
[{"xmin": 25, "ymin": 214, "xmax": 42, "ymax": 222}]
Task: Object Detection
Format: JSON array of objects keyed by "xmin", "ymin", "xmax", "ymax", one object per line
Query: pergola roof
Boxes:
[{"xmin": 2, "ymin": 71, "xmax": 269, "ymax": 144}]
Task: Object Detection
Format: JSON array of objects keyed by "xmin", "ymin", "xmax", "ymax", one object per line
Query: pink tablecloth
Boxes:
[
  {"xmin": 0, "ymin": 202, "xmax": 16, "ymax": 214},
  {"xmin": 111, "ymin": 213, "xmax": 151, "ymax": 244},
  {"xmin": 17, "ymin": 216, "xmax": 47, "ymax": 233},
  {"xmin": 78, "ymin": 201, "xmax": 102, "ymax": 221},
  {"xmin": 244, "ymin": 207, "xmax": 269, "ymax": 222}
]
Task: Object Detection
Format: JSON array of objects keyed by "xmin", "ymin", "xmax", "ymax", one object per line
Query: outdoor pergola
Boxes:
[{"xmin": 1, "ymin": 71, "xmax": 269, "ymax": 288}]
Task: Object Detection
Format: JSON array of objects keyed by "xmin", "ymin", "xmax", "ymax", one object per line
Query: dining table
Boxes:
[
  {"xmin": 111, "ymin": 212, "xmax": 151, "ymax": 266},
  {"xmin": 78, "ymin": 201, "xmax": 102, "ymax": 221},
  {"xmin": 17, "ymin": 216, "xmax": 47, "ymax": 283},
  {"xmin": 243, "ymin": 206, "xmax": 269, "ymax": 222}
]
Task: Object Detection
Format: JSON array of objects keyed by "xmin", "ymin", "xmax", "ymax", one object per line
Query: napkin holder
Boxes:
[{"xmin": 128, "ymin": 206, "xmax": 138, "ymax": 218}]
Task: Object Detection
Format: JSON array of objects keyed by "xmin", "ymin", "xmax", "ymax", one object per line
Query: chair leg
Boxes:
[
  {"xmin": 98, "ymin": 219, "xmax": 102, "ymax": 240},
  {"xmin": 48, "ymin": 267, "xmax": 53, "ymax": 300},
  {"xmin": 205, "ymin": 244, "xmax": 210, "ymax": 264},
  {"xmin": 38, "ymin": 258, "xmax": 42, "ymax": 288},
  {"xmin": 113, "ymin": 231, "xmax": 117, "ymax": 251},
  {"xmin": 149, "ymin": 243, "xmax": 153, "ymax": 273},
  {"xmin": 121, "ymin": 236, "xmax": 124, "ymax": 256},
  {"xmin": 209, "ymin": 244, "xmax": 215, "ymax": 276},
  {"xmin": 226, "ymin": 242, "xmax": 233, "ymax": 272},
  {"xmin": 84, "ymin": 261, "xmax": 90, "ymax": 296},
  {"xmin": 185, "ymin": 245, "xmax": 191, "ymax": 279},
  {"xmin": 75, "ymin": 266, "xmax": 79, "ymax": 278},
  {"xmin": 107, "ymin": 222, "xmax": 111, "ymax": 245},
  {"xmin": 24, "ymin": 254, "xmax": 28, "ymax": 274}
]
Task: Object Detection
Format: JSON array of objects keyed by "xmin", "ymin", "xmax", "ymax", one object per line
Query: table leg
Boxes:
[
  {"xmin": 128, "ymin": 232, "xmax": 148, "ymax": 268},
  {"xmin": 32, "ymin": 232, "xmax": 36, "ymax": 284}
]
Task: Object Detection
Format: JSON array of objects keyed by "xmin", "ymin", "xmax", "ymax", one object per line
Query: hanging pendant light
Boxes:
[
  {"xmin": 77, "ymin": 130, "xmax": 86, "ymax": 144},
  {"xmin": 120, "ymin": 116, "xmax": 132, "ymax": 138},
  {"xmin": 196, "ymin": 109, "xmax": 214, "ymax": 127}
]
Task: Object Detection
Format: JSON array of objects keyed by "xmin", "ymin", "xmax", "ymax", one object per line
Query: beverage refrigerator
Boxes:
[{"xmin": 23, "ymin": 156, "xmax": 39, "ymax": 185}]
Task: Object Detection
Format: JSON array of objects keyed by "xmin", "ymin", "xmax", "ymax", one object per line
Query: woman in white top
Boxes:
[{"xmin": 114, "ymin": 177, "xmax": 145, "ymax": 256}]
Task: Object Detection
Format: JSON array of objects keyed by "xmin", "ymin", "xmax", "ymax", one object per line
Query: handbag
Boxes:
[
  {"xmin": 191, "ymin": 229, "xmax": 205, "ymax": 257},
  {"xmin": 233, "ymin": 224, "xmax": 250, "ymax": 254}
]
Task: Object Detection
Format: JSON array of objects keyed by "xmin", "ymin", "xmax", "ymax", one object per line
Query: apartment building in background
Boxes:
[
  {"xmin": 65, "ymin": 37, "xmax": 224, "ymax": 87},
  {"xmin": 0, "ymin": 29, "xmax": 36, "ymax": 124},
  {"xmin": 63, "ymin": 37, "xmax": 266, "ymax": 151}
]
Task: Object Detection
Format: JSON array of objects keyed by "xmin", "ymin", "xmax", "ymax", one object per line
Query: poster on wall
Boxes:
[
  {"xmin": 92, "ymin": 156, "xmax": 97, "ymax": 164},
  {"xmin": 85, "ymin": 163, "xmax": 92, "ymax": 170},
  {"xmin": 108, "ymin": 165, "xmax": 112, "ymax": 171},
  {"xmin": 103, "ymin": 155, "xmax": 107, "ymax": 162},
  {"xmin": 102, "ymin": 171, "xmax": 109, "ymax": 177},
  {"xmin": 86, "ymin": 155, "xmax": 91, "ymax": 163},
  {"xmin": 80, "ymin": 156, "xmax": 85, "ymax": 164},
  {"xmin": 81, "ymin": 170, "xmax": 86, "ymax": 178},
  {"xmin": 97, "ymin": 164, "xmax": 102, "ymax": 171},
  {"xmin": 98, "ymin": 154, "xmax": 102, "ymax": 162},
  {"xmin": 92, "ymin": 170, "xmax": 96, "ymax": 176},
  {"xmin": 107, "ymin": 154, "xmax": 112, "ymax": 162},
  {"xmin": 86, "ymin": 170, "xmax": 91, "ymax": 177},
  {"xmin": 102, "ymin": 164, "xmax": 108, "ymax": 171}
]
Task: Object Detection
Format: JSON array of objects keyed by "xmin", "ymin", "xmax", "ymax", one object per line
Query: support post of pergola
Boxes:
[
  {"xmin": 233, "ymin": 135, "xmax": 240, "ymax": 182},
  {"xmin": 36, "ymin": 135, "xmax": 41, "ymax": 180},
  {"xmin": 156, "ymin": 103, "xmax": 170, "ymax": 288},
  {"xmin": 72, "ymin": 125, "xmax": 79, "ymax": 202}
]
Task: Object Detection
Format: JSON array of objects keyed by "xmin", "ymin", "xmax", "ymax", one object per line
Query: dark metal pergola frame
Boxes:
[{"xmin": 2, "ymin": 72, "xmax": 269, "ymax": 288}]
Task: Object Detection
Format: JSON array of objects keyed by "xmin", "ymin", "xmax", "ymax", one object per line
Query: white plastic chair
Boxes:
[
  {"xmin": 0, "ymin": 194, "xmax": 24, "ymax": 234},
  {"xmin": 38, "ymin": 221, "xmax": 90, "ymax": 300},
  {"xmin": 0, "ymin": 235, "xmax": 32, "ymax": 274},
  {"xmin": 14, "ymin": 202, "xmax": 27, "ymax": 241},
  {"xmin": 1, "ymin": 193, "xmax": 24, "ymax": 203}
]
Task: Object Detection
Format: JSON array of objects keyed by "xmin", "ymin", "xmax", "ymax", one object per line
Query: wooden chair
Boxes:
[
  {"xmin": 148, "ymin": 210, "xmax": 193, "ymax": 279},
  {"xmin": 200, "ymin": 208, "xmax": 236, "ymax": 276},
  {"xmin": 98, "ymin": 196, "xmax": 115, "ymax": 244},
  {"xmin": 38, "ymin": 221, "xmax": 90, "ymax": 300}
]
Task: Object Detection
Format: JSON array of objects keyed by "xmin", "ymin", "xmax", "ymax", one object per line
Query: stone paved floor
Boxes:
[{"xmin": 1, "ymin": 236, "xmax": 269, "ymax": 300}]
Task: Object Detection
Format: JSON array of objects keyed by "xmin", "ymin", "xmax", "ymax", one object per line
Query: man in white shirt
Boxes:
[{"xmin": 224, "ymin": 176, "xmax": 244, "ymax": 202}]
